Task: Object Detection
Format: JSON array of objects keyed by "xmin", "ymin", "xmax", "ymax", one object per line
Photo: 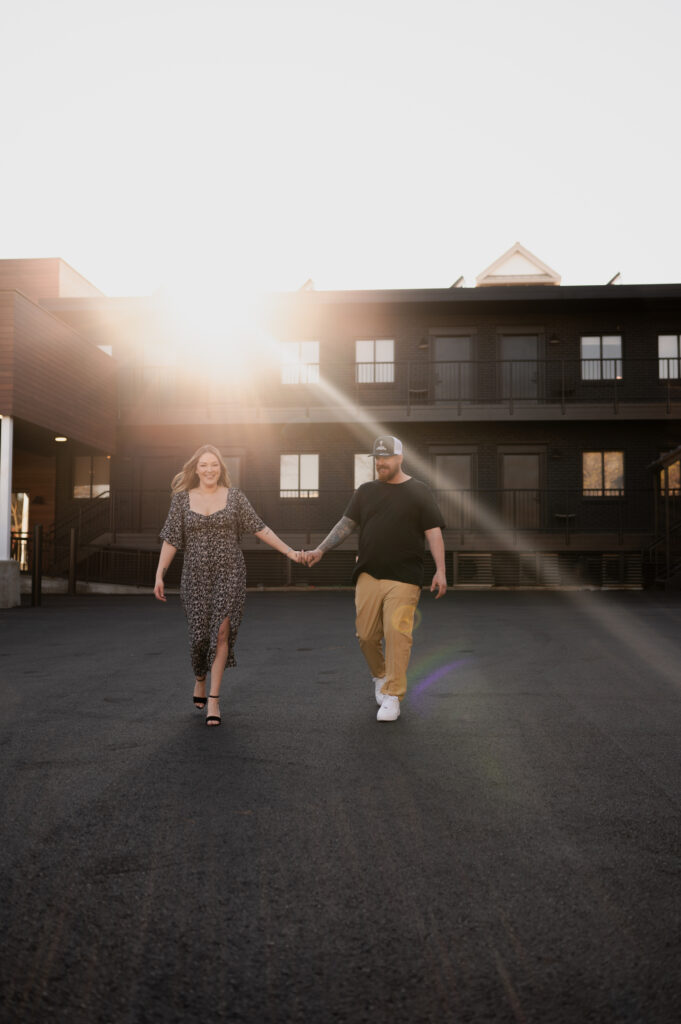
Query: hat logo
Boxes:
[{"xmin": 373, "ymin": 435, "xmax": 402, "ymax": 457}]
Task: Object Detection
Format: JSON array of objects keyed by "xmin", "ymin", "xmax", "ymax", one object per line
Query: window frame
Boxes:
[
  {"xmin": 73, "ymin": 455, "xmax": 111, "ymax": 500},
  {"xmin": 280, "ymin": 341, "xmax": 320, "ymax": 385},
  {"xmin": 580, "ymin": 335, "xmax": 623, "ymax": 382},
  {"xmin": 581, "ymin": 450, "xmax": 625, "ymax": 498},
  {"xmin": 279, "ymin": 453, "xmax": 320, "ymax": 499},
  {"xmin": 658, "ymin": 335, "xmax": 681, "ymax": 380},
  {"xmin": 659, "ymin": 458, "xmax": 681, "ymax": 496},
  {"xmin": 354, "ymin": 453, "xmax": 378, "ymax": 489},
  {"xmin": 355, "ymin": 338, "xmax": 395, "ymax": 384}
]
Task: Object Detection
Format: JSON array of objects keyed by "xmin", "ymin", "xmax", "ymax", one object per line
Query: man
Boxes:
[{"xmin": 305, "ymin": 436, "xmax": 447, "ymax": 721}]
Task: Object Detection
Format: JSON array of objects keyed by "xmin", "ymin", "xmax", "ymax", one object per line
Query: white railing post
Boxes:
[
  {"xmin": 0, "ymin": 415, "xmax": 14, "ymax": 560},
  {"xmin": 0, "ymin": 414, "xmax": 20, "ymax": 607}
]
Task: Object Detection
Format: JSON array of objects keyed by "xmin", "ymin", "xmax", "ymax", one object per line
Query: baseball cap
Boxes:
[{"xmin": 372, "ymin": 435, "xmax": 403, "ymax": 457}]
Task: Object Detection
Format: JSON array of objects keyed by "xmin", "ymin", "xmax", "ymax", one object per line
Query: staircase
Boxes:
[
  {"xmin": 43, "ymin": 494, "xmax": 112, "ymax": 575},
  {"xmin": 645, "ymin": 515, "xmax": 681, "ymax": 590}
]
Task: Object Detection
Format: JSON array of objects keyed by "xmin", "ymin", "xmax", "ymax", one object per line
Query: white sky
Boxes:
[{"xmin": 3, "ymin": 0, "xmax": 681, "ymax": 297}]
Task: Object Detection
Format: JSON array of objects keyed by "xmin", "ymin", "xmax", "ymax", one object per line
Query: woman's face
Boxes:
[{"xmin": 196, "ymin": 453, "xmax": 221, "ymax": 487}]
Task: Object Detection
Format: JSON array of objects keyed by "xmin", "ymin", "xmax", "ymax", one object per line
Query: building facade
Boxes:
[{"xmin": 1, "ymin": 245, "xmax": 680, "ymax": 599}]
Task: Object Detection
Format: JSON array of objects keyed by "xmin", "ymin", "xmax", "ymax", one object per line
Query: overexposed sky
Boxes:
[{"xmin": 3, "ymin": 0, "xmax": 681, "ymax": 297}]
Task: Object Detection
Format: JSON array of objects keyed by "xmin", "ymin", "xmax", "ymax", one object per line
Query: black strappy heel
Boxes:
[
  {"xmin": 205, "ymin": 695, "xmax": 221, "ymax": 727},
  {"xmin": 193, "ymin": 678, "xmax": 207, "ymax": 709}
]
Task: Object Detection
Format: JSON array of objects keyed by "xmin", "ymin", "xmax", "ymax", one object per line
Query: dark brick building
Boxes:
[{"xmin": 2, "ymin": 244, "xmax": 680, "ymax": 594}]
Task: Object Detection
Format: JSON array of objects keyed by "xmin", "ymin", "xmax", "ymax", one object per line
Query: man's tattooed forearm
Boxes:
[{"xmin": 318, "ymin": 516, "xmax": 357, "ymax": 552}]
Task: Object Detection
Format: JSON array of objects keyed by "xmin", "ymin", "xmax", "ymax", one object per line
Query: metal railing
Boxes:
[
  {"xmin": 12, "ymin": 487, "xmax": 662, "ymax": 590},
  {"xmin": 647, "ymin": 518, "xmax": 681, "ymax": 581},
  {"xmin": 45, "ymin": 493, "xmax": 112, "ymax": 547},
  {"xmin": 117, "ymin": 358, "xmax": 681, "ymax": 415},
  {"xmin": 648, "ymin": 491, "xmax": 681, "ymax": 581},
  {"xmin": 85, "ymin": 487, "xmax": 658, "ymax": 546}
]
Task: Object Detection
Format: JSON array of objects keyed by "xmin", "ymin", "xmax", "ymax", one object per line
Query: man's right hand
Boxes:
[{"xmin": 304, "ymin": 548, "xmax": 324, "ymax": 567}]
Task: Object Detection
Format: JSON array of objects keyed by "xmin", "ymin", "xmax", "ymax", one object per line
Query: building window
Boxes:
[
  {"xmin": 658, "ymin": 335, "xmax": 680, "ymax": 379},
  {"xmin": 280, "ymin": 454, "xmax": 319, "ymax": 498},
  {"xmin": 73, "ymin": 456, "xmax": 111, "ymax": 499},
  {"xmin": 356, "ymin": 339, "xmax": 394, "ymax": 383},
  {"xmin": 281, "ymin": 341, "xmax": 320, "ymax": 384},
  {"xmin": 659, "ymin": 459, "xmax": 681, "ymax": 496},
  {"xmin": 580, "ymin": 336, "xmax": 622, "ymax": 380},
  {"xmin": 582, "ymin": 451, "xmax": 624, "ymax": 497},
  {"xmin": 354, "ymin": 454, "xmax": 378, "ymax": 488}
]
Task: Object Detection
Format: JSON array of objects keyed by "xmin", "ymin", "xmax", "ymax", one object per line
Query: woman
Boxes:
[{"xmin": 154, "ymin": 444, "xmax": 301, "ymax": 726}]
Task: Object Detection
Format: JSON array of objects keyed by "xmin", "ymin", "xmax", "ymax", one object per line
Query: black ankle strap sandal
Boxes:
[
  {"xmin": 193, "ymin": 678, "xmax": 207, "ymax": 709},
  {"xmin": 205, "ymin": 695, "xmax": 221, "ymax": 727}
]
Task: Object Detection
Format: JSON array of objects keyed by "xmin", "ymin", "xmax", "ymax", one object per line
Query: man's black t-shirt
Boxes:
[{"xmin": 344, "ymin": 477, "xmax": 445, "ymax": 586}]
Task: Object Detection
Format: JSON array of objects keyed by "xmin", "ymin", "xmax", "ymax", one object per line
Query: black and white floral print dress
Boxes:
[{"xmin": 159, "ymin": 488, "xmax": 265, "ymax": 676}]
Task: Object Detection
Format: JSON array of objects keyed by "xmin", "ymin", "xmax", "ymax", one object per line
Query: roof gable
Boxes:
[{"xmin": 475, "ymin": 242, "xmax": 561, "ymax": 287}]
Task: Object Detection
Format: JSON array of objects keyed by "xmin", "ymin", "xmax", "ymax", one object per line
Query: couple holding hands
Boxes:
[{"xmin": 155, "ymin": 437, "xmax": 446, "ymax": 727}]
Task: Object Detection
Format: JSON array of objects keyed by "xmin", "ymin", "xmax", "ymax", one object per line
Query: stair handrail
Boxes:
[{"xmin": 45, "ymin": 491, "xmax": 112, "ymax": 545}]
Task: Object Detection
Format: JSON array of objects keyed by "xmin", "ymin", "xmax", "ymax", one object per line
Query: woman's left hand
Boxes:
[{"xmin": 287, "ymin": 548, "xmax": 302, "ymax": 563}]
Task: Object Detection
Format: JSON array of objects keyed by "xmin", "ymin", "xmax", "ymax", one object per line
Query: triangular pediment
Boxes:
[{"xmin": 475, "ymin": 242, "xmax": 561, "ymax": 287}]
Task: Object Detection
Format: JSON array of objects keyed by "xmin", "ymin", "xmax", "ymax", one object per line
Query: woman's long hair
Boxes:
[{"xmin": 171, "ymin": 445, "xmax": 232, "ymax": 493}]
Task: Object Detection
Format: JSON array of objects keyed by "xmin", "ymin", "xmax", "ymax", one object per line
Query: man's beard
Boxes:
[{"xmin": 377, "ymin": 464, "xmax": 400, "ymax": 482}]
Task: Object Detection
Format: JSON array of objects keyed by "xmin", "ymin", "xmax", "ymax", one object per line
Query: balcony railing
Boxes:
[
  {"xmin": 118, "ymin": 358, "xmax": 681, "ymax": 415},
  {"xmin": 13, "ymin": 489, "xmax": 670, "ymax": 589},
  {"xmin": 88, "ymin": 487, "xmax": 659, "ymax": 545}
]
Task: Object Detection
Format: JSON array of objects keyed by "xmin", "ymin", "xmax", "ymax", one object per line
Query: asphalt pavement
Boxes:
[{"xmin": 1, "ymin": 589, "xmax": 681, "ymax": 1024}]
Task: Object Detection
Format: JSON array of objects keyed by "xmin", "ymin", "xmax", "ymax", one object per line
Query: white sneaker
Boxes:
[
  {"xmin": 377, "ymin": 695, "xmax": 400, "ymax": 722},
  {"xmin": 372, "ymin": 676, "xmax": 387, "ymax": 706}
]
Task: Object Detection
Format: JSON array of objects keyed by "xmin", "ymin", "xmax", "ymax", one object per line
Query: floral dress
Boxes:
[{"xmin": 159, "ymin": 488, "xmax": 265, "ymax": 676}]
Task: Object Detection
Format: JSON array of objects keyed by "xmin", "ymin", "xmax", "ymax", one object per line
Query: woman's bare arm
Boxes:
[
  {"xmin": 305, "ymin": 516, "xmax": 357, "ymax": 566},
  {"xmin": 154, "ymin": 541, "xmax": 177, "ymax": 601},
  {"xmin": 255, "ymin": 526, "xmax": 302, "ymax": 562}
]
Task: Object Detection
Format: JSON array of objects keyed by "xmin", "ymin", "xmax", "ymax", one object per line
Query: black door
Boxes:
[
  {"xmin": 501, "ymin": 452, "xmax": 542, "ymax": 529},
  {"xmin": 434, "ymin": 336, "xmax": 472, "ymax": 402},
  {"xmin": 499, "ymin": 334, "xmax": 540, "ymax": 400},
  {"xmin": 434, "ymin": 453, "xmax": 473, "ymax": 529}
]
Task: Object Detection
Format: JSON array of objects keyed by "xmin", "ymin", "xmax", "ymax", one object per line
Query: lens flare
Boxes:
[
  {"xmin": 411, "ymin": 657, "xmax": 470, "ymax": 698},
  {"xmin": 391, "ymin": 603, "xmax": 419, "ymax": 634}
]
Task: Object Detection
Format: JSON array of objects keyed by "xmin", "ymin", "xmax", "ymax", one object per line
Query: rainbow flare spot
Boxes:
[
  {"xmin": 405, "ymin": 644, "xmax": 472, "ymax": 715},
  {"xmin": 410, "ymin": 657, "xmax": 469, "ymax": 698}
]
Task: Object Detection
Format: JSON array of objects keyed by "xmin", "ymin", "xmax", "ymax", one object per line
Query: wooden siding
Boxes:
[
  {"xmin": 0, "ymin": 258, "xmax": 102, "ymax": 300},
  {"xmin": 0, "ymin": 291, "xmax": 117, "ymax": 451},
  {"xmin": 0, "ymin": 261, "xmax": 60, "ymax": 301},
  {"xmin": 0, "ymin": 292, "xmax": 15, "ymax": 415},
  {"xmin": 58, "ymin": 261, "xmax": 103, "ymax": 299}
]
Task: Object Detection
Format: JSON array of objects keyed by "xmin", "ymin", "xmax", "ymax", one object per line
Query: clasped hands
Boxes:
[
  {"xmin": 289, "ymin": 549, "xmax": 446, "ymax": 596},
  {"xmin": 286, "ymin": 548, "xmax": 324, "ymax": 566}
]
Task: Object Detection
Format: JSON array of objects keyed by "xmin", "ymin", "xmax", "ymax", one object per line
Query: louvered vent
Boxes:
[{"xmin": 453, "ymin": 553, "xmax": 494, "ymax": 587}]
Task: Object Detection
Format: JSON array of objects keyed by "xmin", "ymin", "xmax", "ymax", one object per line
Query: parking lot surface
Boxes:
[{"xmin": 1, "ymin": 589, "xmax": 681, "ymax": 1023}]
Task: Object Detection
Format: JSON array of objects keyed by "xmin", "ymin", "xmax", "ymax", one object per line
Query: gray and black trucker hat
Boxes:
[{"xmin": 372, "ymin": 436, "xmax": 403, "ymax": 457}]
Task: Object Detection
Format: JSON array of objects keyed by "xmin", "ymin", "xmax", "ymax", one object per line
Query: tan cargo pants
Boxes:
[{"xmin": 354, "ymin": 572, "xmax": 422, "ymax": 701}]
